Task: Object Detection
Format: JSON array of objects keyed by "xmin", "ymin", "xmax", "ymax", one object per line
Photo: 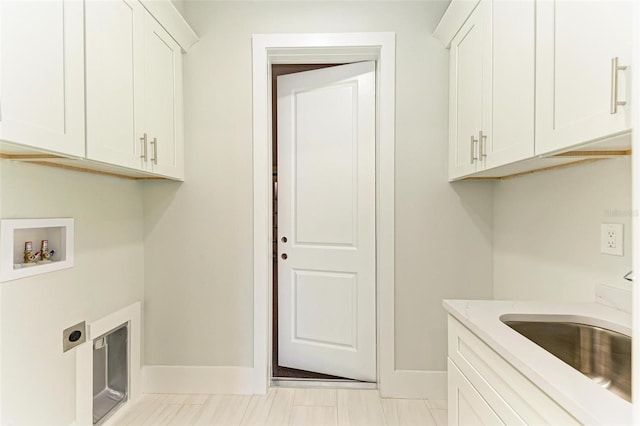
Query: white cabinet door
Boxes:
[
  {"xmin": 85, "ymin": 0, "xmax": 146, "ymax": 169},
  {"xmin": 448, "ymin": 359, "xmax": 504, "ymax": 425},
  {"xmin": 143, "ymin": 14, "xmax": 184, "ymax": 179},
  {"xmin": 448, "ymin": 315, "xmax": 581, "ymax": 425},
  {"xmin": 0, "ymin": 0, "xmax": 85, "ymax": 157},
  {"xmin": 448, "ymin": 0, "xmax": 490, "ymax": 179},
  {"xmin": 536, "ymin": 0, "xmax": 632, "ymax": 155},
  {"xmin": 485, "ymin": 0, "xmax": 535, "ymax": 169}
]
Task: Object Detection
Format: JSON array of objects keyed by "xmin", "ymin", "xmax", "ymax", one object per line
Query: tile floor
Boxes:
[{"xmin": 110, "ymin": 388, "xmax": 448, "ymax": 425}]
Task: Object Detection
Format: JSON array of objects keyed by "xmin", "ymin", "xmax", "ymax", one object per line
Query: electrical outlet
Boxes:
[{"xmin": 601, "ymin": 223, "xmax": 624, "ymax": 256}]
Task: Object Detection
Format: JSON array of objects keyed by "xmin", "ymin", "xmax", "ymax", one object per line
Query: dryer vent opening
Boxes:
[{"xmin": 93, "ymin": 323, "xmax": 128, "ymax": 425}]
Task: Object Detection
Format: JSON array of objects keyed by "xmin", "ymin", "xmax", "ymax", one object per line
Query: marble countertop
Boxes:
[{"xmin": 443, "ymin": 299, "xmax": 632, "ymax": 425}]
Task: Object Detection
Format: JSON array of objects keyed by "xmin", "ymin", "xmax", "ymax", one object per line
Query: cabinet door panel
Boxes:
[
  {"xmin": 486, "ymin": 0, "xmax": 534, "ymax": 168},
  {"xmin": 448, "ymin": 316, "xmax": 580, "ymax": 425},
  {"xmin": 536, "ymin": 0, "xmax": 632, "ymax": 154},
  {"xmin": 0, "ymin": 0, "xmax": 84, "ymax": 157},
  {"xmin": 448, "ymin": 359, "xmax": 504, "ymax": 425},
  {"xmin": 85, "ymin": 0, "xmax": 145, "ymax": 169},
  {"xmin": 144, "ymin": 15, "xmax": 184, "ymax": 179},
  {"xmin": 449, "ymin": 0, "xmax": 490, "ymax": 179}
]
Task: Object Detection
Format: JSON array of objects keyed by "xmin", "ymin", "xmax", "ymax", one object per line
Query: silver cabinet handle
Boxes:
[
  {"xmin": 479, "ymin": 130, "xmax": 487, "ymax": 159},
  {"xmin": 150, "ymin": 137, "xmax": 158, "ymax": 165},
  {"xmin": 140, "ymin": 133, "xmax": 148, "ymax": 161},
  {"xmin": 611, "ymin": 57, "xmax": 628, "ymax": 114},
  {"xmin": 470, "ymin": 135, "xmax": 478, "ymax": 164}
]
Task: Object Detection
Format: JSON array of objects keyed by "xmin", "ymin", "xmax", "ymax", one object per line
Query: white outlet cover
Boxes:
[{"xmin": 601, "ymin": 223, "xmax": 624, "ymax": 256}]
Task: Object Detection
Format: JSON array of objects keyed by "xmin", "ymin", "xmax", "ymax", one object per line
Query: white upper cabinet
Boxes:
[
  {"xmin": 85, "ymin": 0, "xmax": 146, "ymax": 170},
  {"xmin": 0, "ymin": 0, "xmax": 195, "ymax": 180},
  {"xmin": 0, "ymin": 0, "xmax": 85, "ymax": 157},
  {"xmin": 535, "ymin": 0, "xmax": 632, "ymax": 155},
  {"xmin": 448, "ymin": 0, "xmax": 535, "ymax": 180},
  {"xmin": 486, "ymin": 0, "xmax": 535, "ymax": 168},
  {"xmin": 438, "ymin": 0, "xmax": 631, "ymax": 180},
  {"xmin": 85, "ymin": 0, "xmax": 185, "ymax": 180},
  {"xmin": 143, "ymin": 13, "xmax": 184, "ymax": 179},
  {"xmin": 448, "ymin": 0, "xmax": 490, "ymax": 179}
]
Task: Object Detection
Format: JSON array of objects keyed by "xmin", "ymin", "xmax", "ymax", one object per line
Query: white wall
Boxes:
[
  {"xmin": 0, "ymin": 160, "xmax": 144, "ymax": 425},
  {"xmin": 493, "ymin": 157, "xmax": 632, "ymax": 301},
  {"xmin": 143, "ymin": 0, "xmax": 493, "ymax": 374}
]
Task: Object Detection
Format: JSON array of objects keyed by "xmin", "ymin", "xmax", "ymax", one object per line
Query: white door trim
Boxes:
[{"xmin": 251, "ymin": 32, "xmax": 397, "ymax": 395}]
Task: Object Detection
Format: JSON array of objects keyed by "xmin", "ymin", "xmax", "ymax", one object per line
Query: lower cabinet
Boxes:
[
  {"xmin": 447, "ymin": 316, "xmax": 579, "ymax": 425},
  {"xmin": 448, "ymin": 360, "xmax": 505, "ymax": 425}
]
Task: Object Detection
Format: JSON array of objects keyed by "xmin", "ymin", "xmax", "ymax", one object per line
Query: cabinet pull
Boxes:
[
  {"xmin": 611, "ymin": 57, "xmax": 628, "ymax": 114},
  {"xmin": 470, "ymin": 135, "xmax": 478, "ymax": 164},
  {"xmin": 479, "ymin": 131, "xmax": 487, "ymax": 159},
  {"xmin": 150, "ymin": 137, "xmax": 158, "ymax": 165},
  {"xmin": 140, "ymin": 133, "xmax": 148, "ymax": 161}
]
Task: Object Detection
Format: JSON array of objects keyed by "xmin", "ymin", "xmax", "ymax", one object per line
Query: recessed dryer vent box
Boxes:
[{"xmin": 93, "ymin": 323, "xmax": 129, "ymax": 425}]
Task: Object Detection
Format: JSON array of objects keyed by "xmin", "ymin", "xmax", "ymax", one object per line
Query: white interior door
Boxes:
[{"xmin": 277, "ymin": 61, "xmax": 376, "ymax": 382}]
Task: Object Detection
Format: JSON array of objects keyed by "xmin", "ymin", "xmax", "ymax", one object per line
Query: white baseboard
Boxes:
[
  {"xmin": 143, "ymin": 366, "xmax": 255, "ymax": 395},
  {"xmin": 379, "ymin": 370, "xmax": 447, "ymax": 400},
  {"xmin": 143, "ymin": 366, "xmax": 445, "ymax": 399}
]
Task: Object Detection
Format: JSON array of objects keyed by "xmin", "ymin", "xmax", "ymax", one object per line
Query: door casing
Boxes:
[{"xmin": 252, "ymin": 32, "xmax": 396, "ymax": 395}]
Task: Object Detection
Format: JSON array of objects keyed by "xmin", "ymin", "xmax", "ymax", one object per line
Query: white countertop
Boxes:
[{"xmin": 443, "ymin": 299, "xmax": 632, "ymax": 425}]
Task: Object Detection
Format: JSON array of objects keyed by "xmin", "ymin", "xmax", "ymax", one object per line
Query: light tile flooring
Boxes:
[{"xmin": 111, "ymin": 388, "xmax": 448, "ymax": 426}]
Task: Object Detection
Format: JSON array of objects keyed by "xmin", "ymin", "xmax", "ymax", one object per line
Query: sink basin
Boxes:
[{"xmin": 501, "ymin": 318, "xmax": 631, "ymax": 402}]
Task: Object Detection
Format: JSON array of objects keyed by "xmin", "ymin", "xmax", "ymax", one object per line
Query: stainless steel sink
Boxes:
[{"xmin": 502, "ymin": 319, "xmax": 631, "ymax": 402}]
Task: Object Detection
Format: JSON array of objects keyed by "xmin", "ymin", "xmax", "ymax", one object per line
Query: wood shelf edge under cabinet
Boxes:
[
  {"xmin": 451, "ymin": 131, "xmax": 632, "ymax": 181},
  {"xmin": 0, "ymin": 140, "xmax": 179, "ymax": 181}
]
